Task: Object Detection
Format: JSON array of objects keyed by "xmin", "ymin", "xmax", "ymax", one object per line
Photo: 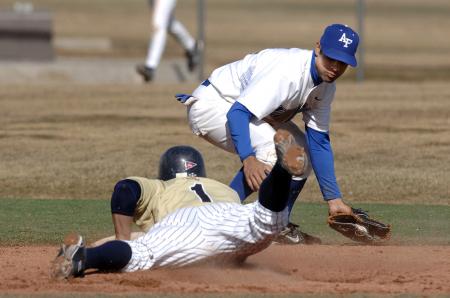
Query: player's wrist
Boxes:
[
  {"xmin": 241, "ymin": 153, "xmax": 256, "ymax": 163},
  {"xmin": 327, "ymin": 198, "xmax": 352, "ymax": 215}
]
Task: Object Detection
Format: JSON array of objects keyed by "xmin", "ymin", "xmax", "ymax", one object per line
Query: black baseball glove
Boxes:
[{"xmin": 327, "ymin": 208, "xmax": 391, "ymax": 244}]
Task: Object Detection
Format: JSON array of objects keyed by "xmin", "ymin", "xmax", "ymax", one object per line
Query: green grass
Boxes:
[
  {"xmin": 0, "ymin": 199, "xmax": 449, "ymax": 246},
  {"xmin": 0, "ymin": 198, "xmax": 112, "ymax": 245},
  {"xmin": 292, "ymin": 202, "xmax": 450, "ymax": 245}
]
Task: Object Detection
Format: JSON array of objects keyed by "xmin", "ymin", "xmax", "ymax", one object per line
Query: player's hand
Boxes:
[
  {"xmin": 327, "ymin": 198, "xmax": 352, "ymax": 216},
  {"xmin": 242, "ymin": 156, "xmax": 272, "ymax": 191}
]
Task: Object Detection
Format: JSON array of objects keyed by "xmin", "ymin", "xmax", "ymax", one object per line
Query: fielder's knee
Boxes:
[{"xmin": 110, "ymin": 179, "xmax": 141, "ymax": 216}]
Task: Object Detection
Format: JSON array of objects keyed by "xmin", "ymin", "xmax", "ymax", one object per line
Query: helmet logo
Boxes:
[{"xmin": 184, "ymin": 160, "xmax": 197, "ymax": 171}]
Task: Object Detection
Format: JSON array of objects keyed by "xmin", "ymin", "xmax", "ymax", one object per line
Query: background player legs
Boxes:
[
  {"xmin": 145, "ymin": 0, "xmax": 177, "ymax": 69},
  {"xmin": 168, "ymin": 19, "xmax": 196, "ymax": 55},
  {"xmin": 137, "ymin": 0, "xmax": 198, "ymax": 81}
]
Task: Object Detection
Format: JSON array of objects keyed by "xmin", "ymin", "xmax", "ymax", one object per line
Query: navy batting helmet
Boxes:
[{"xmin": 158, "ymin": 146, "xmax": 207, "ymax": 180}]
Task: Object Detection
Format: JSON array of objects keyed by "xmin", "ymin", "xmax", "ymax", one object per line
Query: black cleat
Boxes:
[
  {"xmin": 136, "ymin": 64, "xmax": 154, "ymax": 82},
  {"xmin": 185, "ymin": 41, "xmax": 200, "ymax": 72}
]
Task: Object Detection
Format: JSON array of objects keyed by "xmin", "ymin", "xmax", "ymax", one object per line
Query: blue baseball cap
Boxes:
[{"xmin": 320, "ymin": 24, "xmax": 359, "ymax": 67}]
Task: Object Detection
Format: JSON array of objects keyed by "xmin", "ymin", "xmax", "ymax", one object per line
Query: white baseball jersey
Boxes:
[
  {"xmin": 204, "ymin": 48, "xmax": 336, "ymax": 132},
  {"xmin": 124, "ymin": 201, "xmax": 288, "ymax": 272},
  {"xmin": 185, "ymin": 48, "xmax": 335, "ymax": 178}
]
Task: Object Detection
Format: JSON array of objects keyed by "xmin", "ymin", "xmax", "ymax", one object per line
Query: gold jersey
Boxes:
[{"xmin": 127, "ymin": 176, "xmax": 240, "ymax": 232}]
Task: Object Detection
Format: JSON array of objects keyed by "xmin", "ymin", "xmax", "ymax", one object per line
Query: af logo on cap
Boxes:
[{"xmin": 338, "ymin": 33, "xmax": 353, "ymax": 48}]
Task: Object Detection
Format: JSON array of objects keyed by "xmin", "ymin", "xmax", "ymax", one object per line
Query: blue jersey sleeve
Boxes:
[
  {"xmin": 305, "ymin": 126, "xmax": 342, "ymax": 200},
  {"xmin": 226, "ymin": 102, "xmax": 255, "ymax": 161}
]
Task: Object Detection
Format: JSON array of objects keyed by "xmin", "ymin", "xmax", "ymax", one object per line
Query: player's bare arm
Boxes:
[{"xmin": 112, "ymin": 214, "xmax": 134, "ymax": 240}]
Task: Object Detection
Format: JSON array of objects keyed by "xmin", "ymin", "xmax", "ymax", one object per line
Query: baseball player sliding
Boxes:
[
  {"xmin": 176, "ymin": 24, "xmax": 360, "ymax": 244},
  {"xmin": 136, "ymin": 0, "xmax": 199, "ymax": 82},
  {"xmin": 94, "ymin": 145, "xmax": 240, "ymax": 245},
  {"xmin": 52, "ymin": 129, "xmax": 307, "ymax": 278}
]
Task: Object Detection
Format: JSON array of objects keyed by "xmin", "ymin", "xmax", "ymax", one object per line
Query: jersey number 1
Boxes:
[{"xmin": 190, "ymin": 183, "xmax": 212, "ymax": 203}]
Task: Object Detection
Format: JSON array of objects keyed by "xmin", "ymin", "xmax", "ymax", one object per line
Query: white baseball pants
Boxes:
[
  {"xmin": 123, "ymin": 202, "xmax": 288, "ymax": 271},
  {"xmin": 187, "ymin": 82, "xmax": 312, "ymax": 179}
]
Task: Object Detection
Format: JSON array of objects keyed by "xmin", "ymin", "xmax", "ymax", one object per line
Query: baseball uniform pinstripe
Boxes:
[
  {"xmin": 128, "ymin": 176, "xmax": 240, "ymax": 231},
  {"xmin": 124, "ymin": 200, "xmax": 288, "ymax": 272},
  {"xmin": 51, "ymin": 130, "xmax": 301, "ymax": 279}
]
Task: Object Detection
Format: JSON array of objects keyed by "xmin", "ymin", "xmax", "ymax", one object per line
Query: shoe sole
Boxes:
[
  {"xmin": 274, "ymin": 129, "xmax": 306, "ymax": 176},
  {"xmin": 51, "ymin": 232, "xmax": 83, "ymax": 280}
]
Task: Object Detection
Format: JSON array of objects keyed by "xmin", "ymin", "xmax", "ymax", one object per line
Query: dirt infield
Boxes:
[{"xmin": 1, "ymin": 244, "xmax": 449, "ymax": 295}]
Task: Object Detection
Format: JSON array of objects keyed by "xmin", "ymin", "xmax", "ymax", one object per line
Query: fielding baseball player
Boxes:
[
  {"xmin": 136, "ymin": 0, "xmax": 199, "ymax": 82},
  {"xmin": 175, "ymin": 24, "xmax": 360, "ymax": 244},
  {"xmin": 52, "ymin": 129, "xmax": 307, "ymax": 278}
]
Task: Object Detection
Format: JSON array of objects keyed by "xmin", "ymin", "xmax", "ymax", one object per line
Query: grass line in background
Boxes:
[{"xmin": 0, "ymin": 199, "xmax": 448, "ymax": 246}]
